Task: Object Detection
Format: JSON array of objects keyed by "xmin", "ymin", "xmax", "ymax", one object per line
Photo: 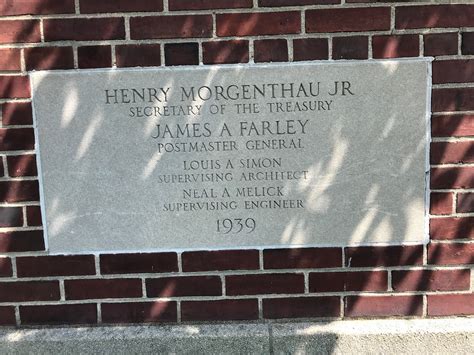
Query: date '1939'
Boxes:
[{"xmin": 217, "ymin": 218, "xmax": 256, "ymax": 233}]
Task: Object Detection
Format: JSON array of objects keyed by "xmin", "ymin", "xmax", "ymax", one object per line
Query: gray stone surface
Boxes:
[
  {"xmin": 1, "ymin": 318, "xmax": 473, "ymax": 354},
  {"xmin": 272, "ymin": 318, "xmax": 474, "ymax": 354},
  {"xmin": 31, "ymin": 60, "xmax": 431, "ymax": 253},
  {"xmin": 0, "ymin": 323, "xmax": 270, "ymax": 354}
]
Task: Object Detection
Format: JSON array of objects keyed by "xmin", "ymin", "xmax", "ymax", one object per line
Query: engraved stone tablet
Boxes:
[{"xmin": 31, "ymin": 60, "xmax": 431, "ymax": 253}]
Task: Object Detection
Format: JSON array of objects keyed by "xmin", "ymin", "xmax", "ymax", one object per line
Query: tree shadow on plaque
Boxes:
[{"xmin": 0, "ymin": 6, "xmax": 473, "ymax": 354}]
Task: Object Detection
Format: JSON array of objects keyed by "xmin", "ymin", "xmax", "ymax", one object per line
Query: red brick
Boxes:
[
  {"xmin": 78, "ymin": 46, "xmax": 111, "ymax": 69},
  {"xmin": 430, "ymin": 217, "xmax": 473, "ymax": 240},
  {"xmin": 345, "ymin": 296, "xmax": 423, "ymax": 317},
  {"xmin": 102, "ymin": 301, "xmax": 177, "ymax": 323},
  {"xmin": 0, "ymin": 76, "xmax": 30, "ymax": 99},
  {"xmin": 182, "ymin": 249, "xmax": 258, "ymax": 271},
  {"xmin": 263, "ymin": 296, "xmax": 340, "ymax": 319},
  {"xmin": 0, "ymin": 20, "xmax": 41, "ymax": 44},
  {"xmin": 181, "ymin": 299, "xmax": 258, "ymax": 321},
  {"xmin": 431, "ymin": 167, "xmax": 474, "ymax": 189},
  {"xmin": 0, "ymin": 281, "xmax": 59, "ymax": 302},
  {"xmin": 396, "ymin": 5, "xmax": 474, "ymax": 29},
  {"xmin": 428, "ymin": 294, "xmax": 474, "ymax": 316},
  {"xmin": 433, "ymin": 60, "xmax": 474, "ymax": 84},
  {"xmin": 462, "ymin": 32, "xmax": 474, "ymax": 55},
  {"xmin": 431, "ymin": 115, "xmax": 474, "ymax": 137},
  {"xmin": 310, "ymin": 271, "xmax": 387, "ymax": 292},
  {"xmin": 424, "ymin": 33, "xmax": 458, "ymax": 56},
  {"xmin": 226, "ymin": 273, "xmax": 304, "ymax": 295},
  {"xmin": 306, "ymin": 8, "xmax": 390, "ymax": 33},
  {"xmin": 169, "ymin": 0, "xmax": 252, "ymax": 10},
  {"xmin": 164, "ymin": 43, "xmax": 199, "ymax": 66},
  {"xmin": 430, "ymin": 192, "xmax": 453, "ymax": 215},
  {"xmin": 457, "ymin": 193, "xmax": 474, "ymax": 213},
  {"xmin": 80, "ymin": 0, "xmax": 163, "ymax": 13},
  {"xmin": 20, "ymin": 304, "xmax": 97, "ymax": 325},
  {"xmin": 432, "ymin": 88, "xmax": 474, "ymax": 112},
  {"xmin": 116, "ymin": 44, "xmax": 161, "ymax": 68},
  {"xmin": 17, "ymin": 255, "xmax": 95, "ymax": 277},
  {"xmin": 101, "ymin": 252, "xmax": 178, "ymax": 274},
  {"xmin": 393, "ymin": 269, "xmax": 471, "ymax": 291},
  {"xmin": 0, "ymin": 0, "xmax": 75, "ymax": 16},
  {"xmin": 0, "ymin": 306, "xmax": 15, "ymax": 325},
  {"xmin": 293, "ymin": 38, "xmax": 329, "ymax": 61},
  {"xmin": 25, "ymin": 47, "xmax": 74, "ymax": 71},
  {"xmin": 0, "ymin": 257, "xmax": 12, "ymax": 277},
  {"xmin": 65, "ymin": 279, "xmax": 142, "ymax": 300},
  {"xmin": 0, "ymin": 180, "xmax": 39, "ymax": 203},
  {"xmin": 332, "ymin": 36, "xmax": 368, "ymax": 59},
  {"xmin": 7, "ymin": 155, "xmax": 38, "ymax": 177},
  {"xmin": 345, "ymin": 245, "xmax": 423, "ymax": 267},
  {"xmin": 217, "ymin": 12, "xmax": 300, "ymax": 36},
  {"xmin": 254, "ymin": 39, "xmax": 288, "ymax": 63},
  {"xmin": 43, "ymin": 18, "xmax": 125, "ymax": 41},
  {"xmin": 261, "ymin": 0, "xmax": 338, "ymax": 5},
  {"xmin": 26, "ymin": 206, "xmax": 42, "ymax": 226},
  {"xmin": 372, "ymin": 35, "xmax": 419, "ymax": 59},
  {"xmin": 0, "ymin": 128, "xmax": 34, "ymax": 151},
  {"xmin": 428, "ymin": 243, "xmax": 474, "ymax": 265},
  {"xmin": 131, "ymin": 15, "xmax": 212, "ymax": 39},
  {"xmin": 0, "ymin": 207, "xmax": 23, "ymax": 227},
  {"xmin": 264, "ymin": 248, "xmax": 342, "ymax": 269},
  {"xmin": 0, "ymin": 230, "xmax": 45, "ymax": 252},
  {"xmin": 146, "ymin": 276, "xmax": 221, "ymax": 297},
  {"xmin": 0, "ymin": 49, "xmax": 21, "ymax": 71},
  {"xmin": 1, "ymin": 102, "xmax": 33, "ymax": 126},
  {"xmin": 431, "ymin": 141, "xmax": 473, "ymax": 164},
  {"xmin": 202, "ymin": 40, "xmax": 249, "ymax": 64},
  {"xmin": 0, "ymin": 180, "xmax": 39, "ymax": 204}
]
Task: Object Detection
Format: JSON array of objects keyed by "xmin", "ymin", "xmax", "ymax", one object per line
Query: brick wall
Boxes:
[{"xmin": 0, "ymin": 0, "xmax": 473, "ymax": 326}]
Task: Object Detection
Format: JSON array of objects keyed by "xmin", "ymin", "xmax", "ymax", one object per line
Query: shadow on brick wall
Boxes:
[{"xmin": 0, "ymin": 5, "xmax": 472, "ymax": 339}]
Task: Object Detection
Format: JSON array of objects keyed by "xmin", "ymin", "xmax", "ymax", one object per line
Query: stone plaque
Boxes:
[{"xmin": 31, "ymin": 60, "xmax": 431, "ymax": 254}]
